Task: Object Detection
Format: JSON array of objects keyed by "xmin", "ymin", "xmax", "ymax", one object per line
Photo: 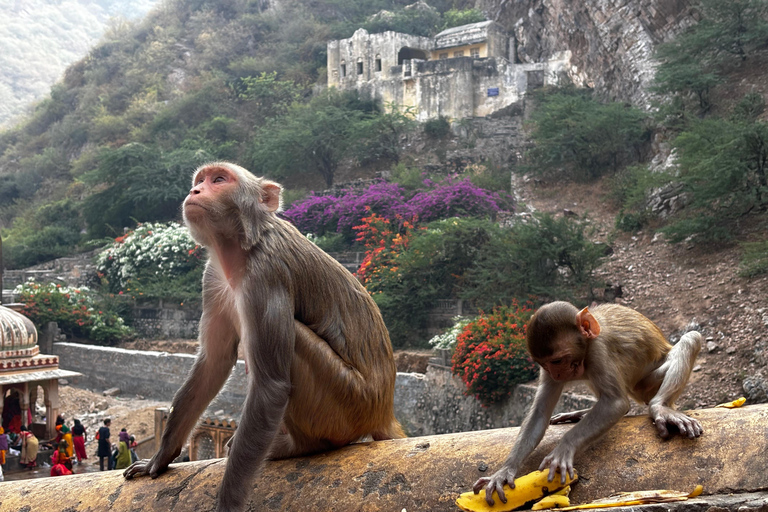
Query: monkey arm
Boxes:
[
  {"xmin": 124, "ymin": 303, "xmax": 239, "ymax": 480},
  {"xmin": 473, "ymin": 374, "xmax": 564, "ymax": 505},
  {"xmin": 217, "ymin": 284, "xmax": 294, "ymax": 511},
  {"xmin": 540, "ymin": 393, "xmax": 629, "ymax": 483}
]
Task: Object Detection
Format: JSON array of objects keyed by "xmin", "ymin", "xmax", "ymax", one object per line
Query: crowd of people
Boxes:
[{"xmin": 0, "ymin": 410, "xmax": 139, "ymax": 480}]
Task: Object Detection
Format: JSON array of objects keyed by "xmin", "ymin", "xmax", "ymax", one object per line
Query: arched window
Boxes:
[
  {"xmin": 375, "ymin": 54, "xmax": 382, "ymax": 72},
  {"xmin": 340, "ymin": 60, "xmax": 346, "ymax": 77},
  {"xmin": 357, "ymin": 57, "xmax": 364, "ymax": 75}
]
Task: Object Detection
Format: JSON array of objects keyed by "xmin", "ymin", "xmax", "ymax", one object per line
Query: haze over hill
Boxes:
[{"xmin": 0, "ymin": 0, "xmax": 159, "ymax": 127}]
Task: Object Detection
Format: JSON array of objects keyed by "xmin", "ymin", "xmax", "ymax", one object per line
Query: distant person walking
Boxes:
[
  {"xmin": 0, "ymin": 426, "xmax": 8, "ymax": 466},
  {"xmin": 97, "ymin": 419, "xmax": 112, "ymax": 471},
  {"xmin": 72, "ymin": 419, "xmax": 88, "ymax": 464}
]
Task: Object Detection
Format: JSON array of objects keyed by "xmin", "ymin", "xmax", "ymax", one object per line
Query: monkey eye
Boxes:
[
  {"xmin": 213, "ymin": 175, "xmax": 227, "ymax": 183},
  {"xmin": 550, "ymin": 359, "xmax": 563, "ymax": 365}
]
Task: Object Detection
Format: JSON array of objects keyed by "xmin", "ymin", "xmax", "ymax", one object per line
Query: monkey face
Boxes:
[
  {"xmin": 183, "ymin": 166, "xmax": 239, "ymax": 225},
  {"xmin": 538, "ymin": 353, "xmax": 585, "ymax": 382}
]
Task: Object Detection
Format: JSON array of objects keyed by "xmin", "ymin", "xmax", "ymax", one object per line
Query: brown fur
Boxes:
[
  {"xmin": 474, "ymin": 301, "xmax": 702, "ymax": 507},
  {"xmin": 124, "ymin": 162, "xmax": 404, "ymax": 512}
]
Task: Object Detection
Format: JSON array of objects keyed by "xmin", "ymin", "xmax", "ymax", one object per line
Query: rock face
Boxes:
[{"xmin": 479, "ymin": 0, "xmax": 697, "ymax": 106}]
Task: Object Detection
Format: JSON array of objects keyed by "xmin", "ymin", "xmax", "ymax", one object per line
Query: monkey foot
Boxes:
[{"xmin": 652, "ymin": 408, "xmax": 703, "ymax": 439}]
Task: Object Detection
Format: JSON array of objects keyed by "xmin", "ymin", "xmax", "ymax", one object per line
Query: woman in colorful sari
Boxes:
[
  {"xmin": 19, "ymin": 425, "xmax": 38, "ymax": 468},
  {"xmin": 50, "ymin": 439, "xmax": 72, "ymax": 476},
  {"xmin": 114, "ymin": 429, "xmax": 132, "ymax": 470},
  {"xmin": 60, "ymin": 424, "xmax": 74, "ymax": 458}
]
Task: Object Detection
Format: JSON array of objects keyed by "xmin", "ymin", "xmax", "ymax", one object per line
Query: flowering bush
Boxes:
[
  {"xmin": 401, "ymin": 178, "xmax": 514, "ymax": 223},
  {"xmin": 335, "ymin": 182, "xmax": 408, "ymax": 236},
  {"xmin": 429, "ymin": 315, "xmax": 473, "ymax": 350},
  {"xmin": 97, "ymin": 222, "xmax": 205, "ymax": 296},
  {"xmin": 281, "ymin": 194, "xmax": 340, "ymax": 235},
  {"xmin": 14, "ymin": 282, "xmax": 133, "ymax": 343},
  {"xmin": 354, "ymin": 209, "xmax": 415, "ymax": 289},
  {"xmin": 283, "ymin": 179, "xmax": 512, "ymax": 243},
  {"xmin": 451, "ymin": 301, "xmax": 538, "ymax": 405}
]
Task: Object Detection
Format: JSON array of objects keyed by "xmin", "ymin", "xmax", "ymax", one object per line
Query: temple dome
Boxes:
[{"xmin": 0, "ymin": 305, "xmax": 38, "ymax": 356}]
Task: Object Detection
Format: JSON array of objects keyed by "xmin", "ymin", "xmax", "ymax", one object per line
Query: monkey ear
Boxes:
[
  {"xmin": 260, "ymin": 182, "xmax": 282, "ymax": 213},
  {"xmin": 576, "ymin": 307, "xmax": 601, "ymax": 339}
]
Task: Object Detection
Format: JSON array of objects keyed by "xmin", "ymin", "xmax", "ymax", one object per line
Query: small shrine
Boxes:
[{"xmin": 0, "ymin": 305, "xmax": 81, "ymax": 439}]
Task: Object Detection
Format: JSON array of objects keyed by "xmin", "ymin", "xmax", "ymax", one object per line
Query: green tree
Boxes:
[
  {"xmin": 462, "ymin": 213, "xmax": 606, "ymax": 308},
  {"xmin": 662, "ymin": 115, "xmax": 768, "ymax": 242},
  {"xmin": 525, "ymin": 87, "xmax": 649, "ymax": 180},
  {"xmin": 249, "ymin": 92, "xmax": 376, "ymax": 186},
  {"xmin": 81, "ymin": 143, "xmax": 213, "ymax": 237},
  {"xmin": 653, "ymin": 0, "xmax": 768, "ymax": 113}
]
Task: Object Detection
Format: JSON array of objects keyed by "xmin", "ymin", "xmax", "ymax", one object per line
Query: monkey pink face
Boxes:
[
  {"xmin": 536, "ymin": 348, "xmax": 586, "ymax": 382},
  {"xmin": 183, "ymin": 166, "xmax": 239, "ymax": 222}
]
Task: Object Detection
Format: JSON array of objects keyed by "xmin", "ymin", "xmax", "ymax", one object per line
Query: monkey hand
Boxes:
[
  {"xmin": 472, "ymin": 466, "xmax": 517, "ymax": 506},
  {"xmin": 651, "ymin": 406, "xmax": 704, "ymax": 439},
  {"xmin": 123, "ymin": 448, "xmax": 178, "ymax": 480},
  {"xmin": 539, "ymin": 444, "xmax": 576, "ymax": 485}
]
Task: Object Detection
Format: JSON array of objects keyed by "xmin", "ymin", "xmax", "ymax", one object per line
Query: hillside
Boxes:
[{"xmin": 0, "ymin": 0, "xmax": 159, "ymax": 127}]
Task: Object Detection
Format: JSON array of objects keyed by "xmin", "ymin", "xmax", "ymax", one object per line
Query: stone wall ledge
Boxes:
[{"xmin": 1, "ymin": 404, "xmax": 766, "ymax": 511}]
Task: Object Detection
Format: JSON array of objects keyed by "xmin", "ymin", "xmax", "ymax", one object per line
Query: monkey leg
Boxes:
[
  {"xmin": 550, "ymin": 408, "xmax": 590, "ymax": 424},
  {"xmin": 276, "ymin": 321, "xmax": 404, "ymax": 459},
  {"xmin": 647, "ymin": 331, "xmax": 703, "ymax": 439},
  {"xmin": 124, "ymin": 307, "xmax": 238, "ymax": 480}
]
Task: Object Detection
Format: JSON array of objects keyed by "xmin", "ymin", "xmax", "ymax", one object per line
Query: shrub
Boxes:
[
  {"xmin": 739, "ymin": 240, "xmax": 768, "ymax": 277},
  {"xmin": 14, "ymin": 282, "xmax": 133, "ymax": 344},
  {"xmin": 96, "ymin": 222, "xmax": 205, "ymax": 302},
  {"xmin": 402, "ymin": 178, "xmax": 514, "ymax": 223},
  {"xmin": 451, "ymin": 302, "xmax": 538, "ymax": 405},
  {"xmin": 429, "ymin": 315, "xmax": 473, "ymax": 350},
  {"xmin": 462, "ymin": 213, "xmax": 605, "ymax": 309},
  {"xmin": 353, "ymin": 210, "xmax": 425, "ymax": 347},
  {"xmin": 282, "ymin": 194, "xmax": 341, "ymax": 236},
  {"xmin": 525, "ymin": 87, "xmax": 649, "ymax": 181},
  {"xmin": 424, "ymin": 116, "xmax": 451, "ymax": 139}
]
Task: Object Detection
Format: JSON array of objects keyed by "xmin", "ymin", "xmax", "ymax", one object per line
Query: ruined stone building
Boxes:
[{"xmin": 327, "ymin": 20, "xmax": 572, "ymax": 121}]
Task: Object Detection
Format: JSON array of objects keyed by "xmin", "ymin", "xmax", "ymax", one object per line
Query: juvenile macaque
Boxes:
[
  {"xmin": 124, "ymin": 162, "xmax": 405, "ymax": 511},
  {"xmin": 474, "ymin": 301, "xmax": 702, "ymax": 506}
]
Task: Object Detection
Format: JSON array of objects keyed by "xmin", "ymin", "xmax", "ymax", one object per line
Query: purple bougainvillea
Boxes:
[
  {"xmin": 400, "ymin": 178, "xmax": 514, "ymax": 223},
  {"xmin": 281, "ymin": 194, "xmax": 339, "ymax": 235},
  {"xmin": 334, "ymin": 182, "xmax": 407, "ymax": 235},
  {"xmin": 283, "ymin": 178, "xmax": 514, "ymax": 238}
]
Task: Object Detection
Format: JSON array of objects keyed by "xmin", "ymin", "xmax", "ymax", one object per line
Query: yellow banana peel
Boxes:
[
  {"xmin": 456, "ymin": 469, "xmax": 578, "ymax": 512},
  {"xmin": 715, "ymin": 397, "xmax": 746, "ymax": 408},
  {"xmin": 556, "ymin": 485, "xmax": 704, "ymax": 511}
]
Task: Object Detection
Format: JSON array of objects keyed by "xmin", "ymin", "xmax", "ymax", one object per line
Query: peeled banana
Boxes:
[{"xmin": 456, "ymin": 469, "xmax": 578, "ymax": 512}]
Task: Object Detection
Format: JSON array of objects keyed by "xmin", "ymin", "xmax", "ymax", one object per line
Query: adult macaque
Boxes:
[
  {"xmin": 474, "ymin": 301, "xmax": 702, "ymax": 506},
  {"xmin": 124, "ymin": 162, "xmax": 405, "ymax": 511}
]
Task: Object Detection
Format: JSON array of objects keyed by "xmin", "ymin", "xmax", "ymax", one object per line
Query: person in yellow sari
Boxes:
[
  {"xmin": 60, "ymin": 424, "xmax": 74, "ymax": 458},
  {"xmin": 19, "ymin": 425, "xmax": 38, "ymax": 468}
]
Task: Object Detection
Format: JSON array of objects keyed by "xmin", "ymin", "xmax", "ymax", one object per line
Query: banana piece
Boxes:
[{"xmin": 456, "ymin": 469, "xmax": 578, "ymax": 512}]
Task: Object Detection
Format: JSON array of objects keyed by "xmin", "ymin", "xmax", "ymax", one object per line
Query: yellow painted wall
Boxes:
[{"xmin": 430, "ymin": 42, "xmax": 487, "ymax": 60}]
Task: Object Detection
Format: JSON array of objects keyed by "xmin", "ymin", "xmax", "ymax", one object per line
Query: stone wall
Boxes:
[
  {"xmin": 396, "ymin": 364, "xmax": 596, "ymax": 436},
  {"xmin": 53, "ymin": 342, "xmax": 596, "ymax": 436},
  {"xmin": 131, "ymin": 303, "xmax": 201, "ymax": 339},
  {"xmin": 52, "ymin": 342, "xmax": 247, "ymax": 415}
]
